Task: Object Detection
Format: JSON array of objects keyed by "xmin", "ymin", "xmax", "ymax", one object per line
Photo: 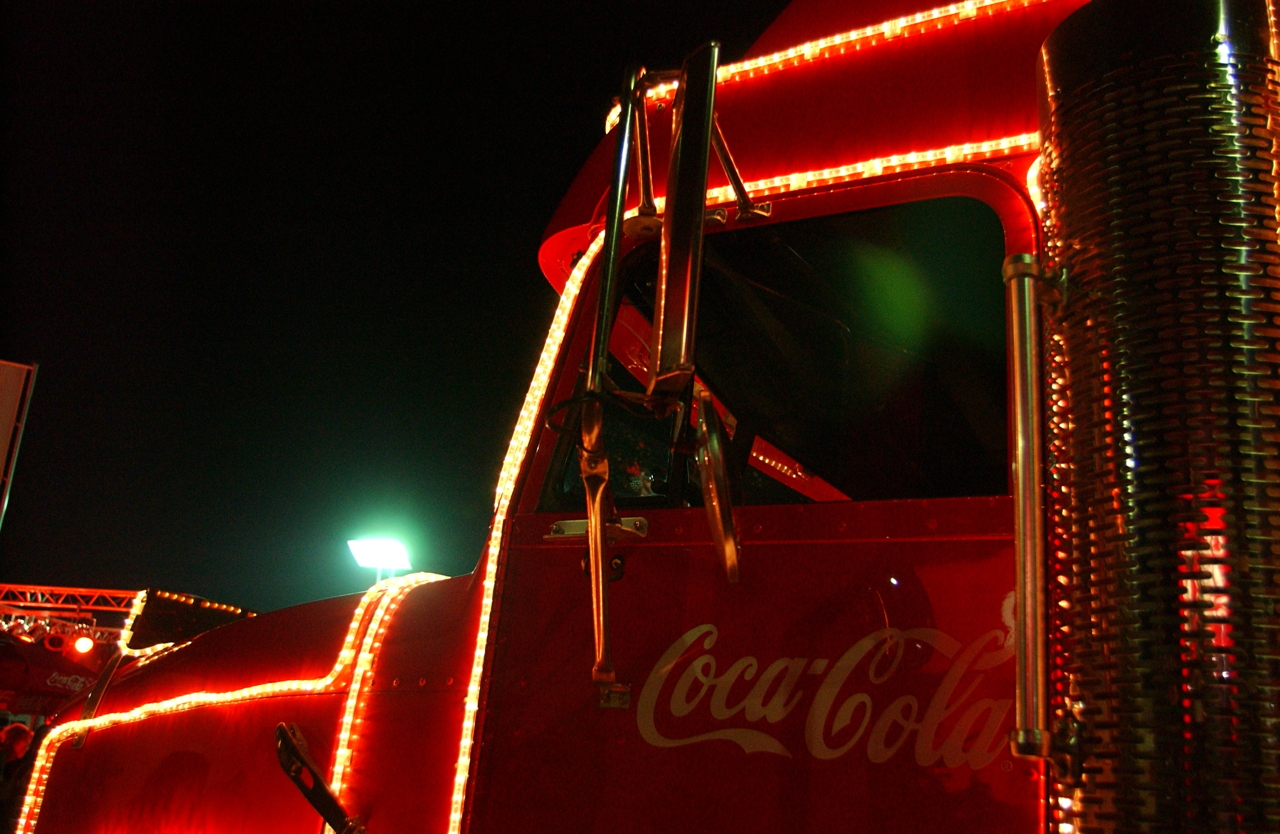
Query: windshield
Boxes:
[{"xmin": 540, "ymin": 195, "xmax": 1008, "ymax": 511}]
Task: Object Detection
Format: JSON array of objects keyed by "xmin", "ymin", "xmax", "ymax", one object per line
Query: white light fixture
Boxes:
[{"xmin": 348, "ymin": 538, "xmax": 411, "ymax": 582}]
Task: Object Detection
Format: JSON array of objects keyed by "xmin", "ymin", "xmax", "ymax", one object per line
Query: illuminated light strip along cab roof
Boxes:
[
  {"xmin": 619, "ymin": 131, "xmax": 1041, "ymax": 219},
  {"xmin": 474, "ymin": 6, "xmax": 1077, "ymax": 827},
  {"xmin": 453, "ymin": 133, "xmax": 1040, "ymax": 834},
  {"xmin": 116, "ymin": 591, "xmax": 173, "ymax": 661},
  {"xmin": 21, "ymin": 0, "xmax": 1084, "ymax": 830},
  {"xmin": 546, "ymin": 0, "xmax": 1086, "ymax": 277},
  {"xmin": 605, "ymin": 0, "xmax": 1063, "ymax": 131}
]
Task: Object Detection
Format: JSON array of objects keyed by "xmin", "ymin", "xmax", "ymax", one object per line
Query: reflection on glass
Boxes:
[{"xmin": 540, "ymin": 196, "xmax": 1009, "ymax": 512}]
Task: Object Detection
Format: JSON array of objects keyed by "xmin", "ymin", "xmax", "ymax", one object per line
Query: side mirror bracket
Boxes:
[{"xmin": 646, "ymin": 42, "xmax": 720, "ymax": 403}]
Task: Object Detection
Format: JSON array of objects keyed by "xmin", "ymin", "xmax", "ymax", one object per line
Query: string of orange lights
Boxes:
[
  {"xmin": 1269, "ymin": 2, "xmax": 1278, "ymax": 59},
  {"xmin": 16, "ymin": 574, "xmax": 433, "ymax": 834},
  {"xmin": 18, "ymin": 129, "xmax": 1042, "ymax": 832},
  {"xmin": 446, "ymin": 130, "xmax": 1040, "ymax": 831},
  {"xmin": 115, "ymin": 589, "xmax": 256, "ymax": 669},
  {"xmin": 19, "ymin": 11, "xmax": 1047, "ymax": 828},
  {"xmin": 621, "ymin": 132, "xmax": 1039, "ymax": 220},
  {"xmin": 446, "ymin": 231, "xmax": 606, "ymax": 834},
  {"xmin": 328, "ymin": 572, "xmax": 445, "ymax": 828},
  {"xmin": 605, "ymin": 0, "xmax": 1059, "ymax": 132},
  {"xmin": 115, "ymin": 590, "xmax": 173, "ymax": 662},
  {"xmin": 706, "ymin": 133, "xmax": 1040, "ymax": 203}
]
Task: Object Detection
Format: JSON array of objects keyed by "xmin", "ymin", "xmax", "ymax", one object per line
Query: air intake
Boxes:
[{"xmin": 1039, "ymin": 1, "xmax": 1280, "ymax": 831}]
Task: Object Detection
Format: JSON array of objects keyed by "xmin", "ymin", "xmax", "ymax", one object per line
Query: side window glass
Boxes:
[
  {"xmin": 538, "ymin": 195, "xmax": 1008, "ymax": 513},
  {"xmin": 540, "ymin": 358, "xmax": 678, "ymax": 512},
  {"xmin": 688, "ymin": 196, "xmax": 1008, "ymax": 501}
]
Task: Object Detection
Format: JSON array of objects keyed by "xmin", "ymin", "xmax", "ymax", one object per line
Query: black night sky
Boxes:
[{"xmin": 1, "ymin": 1, "xmax": 789, "ymax": 611}]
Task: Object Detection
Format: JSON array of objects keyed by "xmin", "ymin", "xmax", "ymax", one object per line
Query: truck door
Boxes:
[{"xmin": 472, "ymin": 176, "xmax": 1045, "ymax": 833}]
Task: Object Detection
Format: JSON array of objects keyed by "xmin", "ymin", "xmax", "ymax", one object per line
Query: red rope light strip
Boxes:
[
  {"xmin": 116, "ymin": 590, "xmax": 172, "ymax": 661},
  {"xmin": 16, "ymin": 575, "xmax": 435, "ymax": 833},
  {"xmin": 327, "ymin": 573, "xmax": 445, "ymax": 823},
  {"xmin": 449, "ymin": 130, "xmax": 1041, "ymax": 831},
  {"xmin": 623, "ymin": 132, "xmax": 1040, "ymax": 217},
  {"xmin": 447, "ymin": 231, "xmax": 607, "ymax": 834},
  {"xmin": 606, "ymin": 0, "xmax": 1059, "ymax": 132}
]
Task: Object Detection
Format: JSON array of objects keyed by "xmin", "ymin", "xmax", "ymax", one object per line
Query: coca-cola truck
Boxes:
[{"xmin": 15, "ymin": 0, "xmax": 1280, "ymax": 831}]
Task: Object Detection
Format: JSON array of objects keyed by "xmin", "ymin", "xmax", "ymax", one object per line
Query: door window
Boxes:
[{"xmin": 539, "ymin": 195, "xmax": 1008, "ymax": 510}]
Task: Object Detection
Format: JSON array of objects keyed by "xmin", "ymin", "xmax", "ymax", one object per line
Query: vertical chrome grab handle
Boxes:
[
  {"xmin": 578, "ymin": 66, "xmax": 641, "ymax": 708},
  {"xmin": 1004, "ymin": 254, "xmax": 1051, "ymax": 758}
]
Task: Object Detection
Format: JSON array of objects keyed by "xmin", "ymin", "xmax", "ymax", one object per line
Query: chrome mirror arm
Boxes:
[
  {"xmin": 696, "ymin": 390, "xmax": 740, "ymax": 582},
  {"xmin": 275, "ymin": 723, "xmax": 366, "ymax": 834},
  {"xmin": 578, "ymin": 65, "xmax": 643, "ymax": 708},
  {"xmin": 710, "ymin": 113, "xmax": 771, "ymax": 222},
  {"xmin": 579, "ymin": 397, "xmax": 620, "ymax": 688},
  {"xmin": 646, "ymin": 42, "xmax": 719, "ymax": 401},
  {"xmin": 623, "ymin": 77, "xmax": 662, "ymax": 240},
  {"xmin": 640, "ymin": 44, "xmax": 743, "ymax": 580},
  {"xmin": 586, "ymin": 67, "xmax": 640, "ymax": 395}
]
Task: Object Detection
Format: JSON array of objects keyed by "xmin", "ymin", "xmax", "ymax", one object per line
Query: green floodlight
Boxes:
[{"xmin": 348, "ymin": 538, "xmax": 412, "ymax": 579}]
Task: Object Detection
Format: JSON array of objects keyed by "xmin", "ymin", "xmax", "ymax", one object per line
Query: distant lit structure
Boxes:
[{"xmin": 0, "ymin": 583, "xmax": 134, "ymax": 658}]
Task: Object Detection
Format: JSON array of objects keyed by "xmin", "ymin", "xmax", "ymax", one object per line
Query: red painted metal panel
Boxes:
[
  {"xmin": 21, "ymin": 3, "xmax": 1096, "ymax": 831},
  {"xmin": 745, "ymin": 0, "xmax": 987, "ymax": 58},
  {"xmin": 700, "ymin": 5, "xmax": 1062, "ymax": 193},
  {"xmin": 79, "ymin": 593, "xmax": 364, "ymax": 719},
  {"xmin": 341, "ymin": 576, "xmax": 478, "ymax": 833},
  {"xmin": 470, "ymin": 499, "xmax": 1042, "ymax": 833},
  {"xmin": 540, "ymin": 0, "xmax": 1087, "ymax": 264},
  {"xmin": 27, "ymin": 580, "xmax": 486, "ymax": 834},
  {"xmin": 35, "ymin": 694, "xmax": 343, "ymax": 833}
]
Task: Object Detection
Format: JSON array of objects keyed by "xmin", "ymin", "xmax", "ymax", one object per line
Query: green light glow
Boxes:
[
  {"xmin": 347, "ymin": 537, "xmax": 412, "ymax": 570},
  {"xmin": 850, "ymin": 243, "xmax": 933, "ymax": 354}
]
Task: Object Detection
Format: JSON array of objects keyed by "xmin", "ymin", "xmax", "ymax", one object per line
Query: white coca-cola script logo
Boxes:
[
  {"xmin": 46, "ymin": 672, "xmax": 92, "ymax": 693},
  {"xmin": 638, "ymin": 610, "xmax": 1015, "ymax": 769}
]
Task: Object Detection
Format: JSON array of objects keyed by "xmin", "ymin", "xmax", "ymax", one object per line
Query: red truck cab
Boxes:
[{"xmin": 19, "ymin": 0, "xmax": 1280, "ymax": 832}]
